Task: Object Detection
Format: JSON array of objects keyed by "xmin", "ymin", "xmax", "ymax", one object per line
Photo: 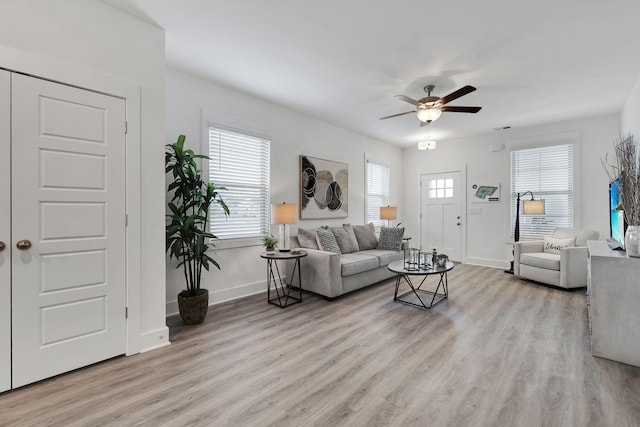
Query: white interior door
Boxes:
[
  {"xmin": 0, "ymin": 70, "xmax": 10, "ymax": 393},
  {"xmin": 11, "ymin": 73, "xmax": 127, "ymax": 387},
  {"xmin": 420, "ymin": 172, "xmax": 463, "ymax": 261}
]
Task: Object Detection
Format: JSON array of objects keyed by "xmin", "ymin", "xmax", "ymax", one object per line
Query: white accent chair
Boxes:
[{"xmin": 514, "ymin": 228, "xmax": 599, "ymax": 289}]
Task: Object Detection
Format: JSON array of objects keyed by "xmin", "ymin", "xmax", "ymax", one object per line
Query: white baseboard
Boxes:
[
  {"xmin": 465, "ymin": 257, "xmax": 511, "ymax": 270},
  {"xmin": 166, "ymin": 279, "xmax": 267, "ymax": 317},
  {"xmin": 139, "ymin": 326, "xmax": 171, "ymax": 353}
]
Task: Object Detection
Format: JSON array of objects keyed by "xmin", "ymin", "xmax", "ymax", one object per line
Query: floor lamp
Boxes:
[
  {"xmin": 506, "ymin": 192, "xmax": 545, "ymax": 274},
  {"xmin": 380, "ymin": 206, "xmax": 397, "ymax": 227},
  {"xmin": 272, "ymin": 202, "xmax": 297, "ymax": 252}
]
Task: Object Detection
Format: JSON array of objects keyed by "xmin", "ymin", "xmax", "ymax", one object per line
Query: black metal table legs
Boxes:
[
  {"xmin": 393, "ymin": 271, "xmax": 448, "ymax": 310},
  {"xmin": 266, "ymin": 257, "xmax": 303, "ymax": 308}
]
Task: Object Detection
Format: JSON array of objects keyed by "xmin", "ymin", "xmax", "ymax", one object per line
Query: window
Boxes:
[
  {"xmin": 429, "ymin": 178, "xmax": 454, "ymax": 199},
  {"xmin": 208, "ymin": 127, "xmax": 270, "ymax": 240},
  {"xmin": 366, "ymin": 161, "xmax": 390, "ymax": 226},
  {"xmin": 510, "ymin": 144, "xmax": 573, "ymax": 240}
]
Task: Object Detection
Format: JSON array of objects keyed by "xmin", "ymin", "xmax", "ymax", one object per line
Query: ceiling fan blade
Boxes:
[
  {"xmin": 379, "ymin": 110, "xmax": 416, "ymax": 120},
  {"xmin": 442, "ymin": 106, "xmax": 482, "ymax": 113},
  {"xmin": 394, "ymin": 95, "xmax": 422, "ymax": 106},
  {"xmin": 440, "ymin": 85, "xmax": 476, "ymax": 105}
]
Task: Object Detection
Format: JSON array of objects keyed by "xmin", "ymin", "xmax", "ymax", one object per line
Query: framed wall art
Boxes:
[{"xmin": 299, "ymin": 155, "xmax": 348, "ymax": 219}]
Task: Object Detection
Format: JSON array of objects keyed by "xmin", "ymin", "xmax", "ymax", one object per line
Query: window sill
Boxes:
[{"xmin": 210, "ymin": 237, "xmax": 262, "ymax": 250}]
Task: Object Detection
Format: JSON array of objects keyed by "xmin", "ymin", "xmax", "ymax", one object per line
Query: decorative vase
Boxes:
[
  {"xmin": 625, "ymin": 225, "xmax": 640, "ymax": 258},
  {"xmin": 177, "ymin": 289, "xmax": 209, "ymax": 325}
]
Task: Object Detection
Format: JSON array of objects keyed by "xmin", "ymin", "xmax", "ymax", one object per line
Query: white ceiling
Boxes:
[{"xmin": 102, "ymin": 0, "xmax": 640, "ymax": 148}]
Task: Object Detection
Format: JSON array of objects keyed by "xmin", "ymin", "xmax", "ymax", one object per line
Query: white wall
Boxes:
[
  {"xmin": 0, "ymin": 0, "xmax": 168, "ymax": 351},
  {"xmin": 165, "ymin": 68, "xmax": 403, "ymax": 313},
  {"xmin": 402, "ymin": 113, "xmax": 620, "ymax": 269},
  {"xmin": 622, "ymin": 74, "xmax": 640, "ymax": 137}
]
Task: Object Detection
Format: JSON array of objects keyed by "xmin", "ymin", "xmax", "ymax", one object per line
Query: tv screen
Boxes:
[{"xmin": 609, "ymin": 175, "xmax": 626, "ymax": 249}]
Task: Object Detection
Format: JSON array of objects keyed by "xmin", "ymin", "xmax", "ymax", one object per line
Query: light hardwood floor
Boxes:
[{"xmin": 1, "ymin": 263, "xmax": 640, "ymax": 426}]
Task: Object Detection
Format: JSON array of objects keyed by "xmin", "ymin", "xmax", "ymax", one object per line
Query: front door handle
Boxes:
[
  {"xmin": 457, "ymin": 223, "xmax": 461, "ymax": 226},
  {"xmin": 0, "ymin": 241, "xmax": 5, "ymax": 251},
  {"xmin": 16, "ymin": 240, "xmax": 32, "ymax": 250}
]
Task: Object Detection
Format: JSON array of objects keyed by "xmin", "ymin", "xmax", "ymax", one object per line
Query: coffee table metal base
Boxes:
[{"xmin": 393, "ymin": 271, "xmax": 449, "ymax": 310}]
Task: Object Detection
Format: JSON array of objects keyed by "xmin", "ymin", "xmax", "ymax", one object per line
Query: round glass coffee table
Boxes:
[{"xmin": 387, "ymin": 260, "xmax": 454, "ymax": 310}]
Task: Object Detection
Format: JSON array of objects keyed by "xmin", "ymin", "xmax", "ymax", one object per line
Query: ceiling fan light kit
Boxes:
[{"xmin": 380, "ymin": 84, "xmax": 481, "ymax": 124}]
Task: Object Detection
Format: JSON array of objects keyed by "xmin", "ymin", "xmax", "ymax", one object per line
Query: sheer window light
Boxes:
[{"xmin": 367, "ymin": 161, "xmax": 390, "ymax": 227}]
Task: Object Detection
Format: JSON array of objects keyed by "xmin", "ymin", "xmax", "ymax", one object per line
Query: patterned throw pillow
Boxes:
[
  {"xmin": 297, "ymin": 227, "xmax": 319, "ymax": 250},
  {"xmin": 350, "ymin": 223, "xmax": 378, "ymax": 250},
  {"xmin": 331, "ymin": 225, "xmax": 360, "ymax": 254},
  {"xmin": 543, "ymin": 236, "xmax": 576, "ymax": 254},
  {"xmin": 316, "ymin": 228, "xmax": 341, "ymax": 254},
  {"xmin": 377, "ymin": 227, "xmax": 405, "ymax": 251}
]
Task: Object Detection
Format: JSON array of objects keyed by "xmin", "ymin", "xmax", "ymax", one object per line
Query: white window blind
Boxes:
[
  {"xmin": 367, "ymin": 161, "xmax": 390, "ymax": 226},
  {"xmin": 510, "ymin": 144, "xmax": 573, "ymax": 240},
  {"xmin": 208, "ymin": 127, "xmax": 270, "ymax": 240}
]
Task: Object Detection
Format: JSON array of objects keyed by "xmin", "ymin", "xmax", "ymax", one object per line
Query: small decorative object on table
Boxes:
[
  {"xmin": 404, "ymin": 247, "xmax": 420, "ymax": 271},
  {"xmin": 436, "ymin": 254, "xmax": 449, "ymax": 268},
  {"xmin": 262, "ymin": 234, "xmax": 279, "ymax": 253}
]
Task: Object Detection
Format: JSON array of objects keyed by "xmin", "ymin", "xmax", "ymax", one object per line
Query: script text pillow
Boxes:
[
  {"xmin": 316, "ymin": 228, "xmax": 341, "ymax": 254},
  {"xmin": 377, "ymin": 227, "xmax": 405, "ymax": 251},
  {"xmin": 543, "ymin": 236, "xmax": 576, "ymax": 254}
]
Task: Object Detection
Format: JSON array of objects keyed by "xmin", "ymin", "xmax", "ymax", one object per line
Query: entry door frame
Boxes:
[
  {"xmin": 419, "ymin": 168, "xmax": 467, "ymax": 264},
  {"xmin": 0, "ymin": 47, "xmax": 143, "ymax": 356}
]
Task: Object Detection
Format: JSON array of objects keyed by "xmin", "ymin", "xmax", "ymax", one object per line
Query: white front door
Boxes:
[
  {"xmin": 11, "ymin": 73, "xmax": 127, "ymax": 387},
  {"xmin": 0, "ymin": 70, "xmax": 10, "ymax": 393},
  {"xmin": 420, "ymin": 172, "xmax": 463, "ymax": 261}
]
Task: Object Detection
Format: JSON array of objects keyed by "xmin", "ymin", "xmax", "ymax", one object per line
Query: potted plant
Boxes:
[
  {"xmin": 166, "ymin": 135, "xmax": 229, "ymax": 324},
  {"xmin": 262, "ymin": 235, "xmax": 279, "ymax": 252}
]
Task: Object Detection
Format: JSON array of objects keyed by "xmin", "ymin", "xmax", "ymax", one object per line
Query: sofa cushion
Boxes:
[
  {"xmin": 351, "ymin": 223, "xmax": 378, "ymax": 250},
  {"xmin": 331, "ymin": 225, "xmax": 360, "ymax": 253},
  {"xmin": 520, "ymin": 252, "xmax": 561, "ymax": 271},
  {"xmin": 316, "ymin": 228, "xmax": 341, "ymax": 254},
  {"xmin": 340, "ymin": 253, "xmax": 379, "ymax": 276},
  {"xmin": 377, "ymin": 227, "xmax": 405, "ymax": 251},
  {"xmin": 359, "ymin": 249, "xmax": 403, "ymax": 267},
  {"xmin": 543, "ymin": 236, "xmax": 575, "ymax": 254},
  {"xmin": 297, "ymin": 227, "xmax": 319, "ymax": 250}
]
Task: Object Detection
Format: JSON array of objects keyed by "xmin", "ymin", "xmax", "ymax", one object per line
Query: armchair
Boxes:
[{"xmin": 514, "ymin": 228, "xmax": 599, "ymax": 288}]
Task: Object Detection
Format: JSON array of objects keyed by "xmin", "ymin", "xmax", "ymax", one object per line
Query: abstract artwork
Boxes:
[{"xmin": 299, "ymin": 155, "xmax": 348, "ymax": 219}]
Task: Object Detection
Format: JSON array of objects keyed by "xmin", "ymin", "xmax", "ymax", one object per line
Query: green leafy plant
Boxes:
[
  {"xmin": 262, "ymin": 234, "xmax": 279, "ymax": 249},
  {"xmin": 166, "ymin": 135, "xmax": 229, "ymax": 296}
]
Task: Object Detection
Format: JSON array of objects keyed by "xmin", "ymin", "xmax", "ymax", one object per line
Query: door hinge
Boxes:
[
  {"xmin": 125, "ymin": 121, "xmax": 128, "ymax": 134},
  {"xmin": 125, "ymin": 307, "xmax": 129, "ymax": 319},
  {"xmin": 125, "ymin": 214, "xmax": 128, "ymax": 226}
]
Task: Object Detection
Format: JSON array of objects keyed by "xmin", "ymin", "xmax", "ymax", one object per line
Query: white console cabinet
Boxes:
[{"xmin": 587, "ymin": 240, "xmax": 640, "ymax": 367}]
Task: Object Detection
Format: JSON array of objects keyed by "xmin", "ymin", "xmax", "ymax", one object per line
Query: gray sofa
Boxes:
[{"xmin": 285, "ymin": 224, "xmax": 405, "ymax": 299}]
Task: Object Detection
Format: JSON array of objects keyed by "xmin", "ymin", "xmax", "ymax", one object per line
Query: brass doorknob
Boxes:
[
  {"xmin": 16, "ymin": 240, "xmax": 31, "ymax": 250},
  {"xmin": 0, "ymin": 241, "xmax": 5, "ymax": 251}
]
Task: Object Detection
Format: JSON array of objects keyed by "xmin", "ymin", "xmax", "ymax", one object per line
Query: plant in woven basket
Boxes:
[{"xmin": 166, "ymin": 135, "xmax": 229, "ymax": 302}]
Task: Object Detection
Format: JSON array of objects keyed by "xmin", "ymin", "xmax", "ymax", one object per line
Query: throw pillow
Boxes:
[
  {"xmin": 351, "ymin": 223, "xmax": 378, "ymax": 250},
  {"xmin": 316, "ymin": 228, "xmax": 341, "ymax": 254},
  {"xmin": 543, "ymin": 236, "xmax": 576, "ymax": 254},
  {"xmin": 297, "ymin": 227, "xmax": 319, "ymax": 250},
  {"xmin": 331, "ymin": 225, "xmax": 360, "ymax": 254},
  {"xmin": 377, "ymin": 227, "xmax": 405, "ymax": 251}
]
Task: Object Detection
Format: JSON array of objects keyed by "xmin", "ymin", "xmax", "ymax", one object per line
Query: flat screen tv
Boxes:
[{"xmin": 609, "ymin": 175, "xmax": 627, "ymax": 249}]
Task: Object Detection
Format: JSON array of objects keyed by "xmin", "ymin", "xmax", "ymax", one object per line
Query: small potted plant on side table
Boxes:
[{"xmin": 262, "ymin": 235, "xmax": 279, "ymax": 253}]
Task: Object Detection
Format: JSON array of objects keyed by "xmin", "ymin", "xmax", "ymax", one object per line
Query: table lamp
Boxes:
[
  {"xmin": 380, "ymin": 206, "xmax": 397, "ymax": 227},
  {"xmin": 272, "ymin": 202, "xmax": 297, "ymax": 251}
]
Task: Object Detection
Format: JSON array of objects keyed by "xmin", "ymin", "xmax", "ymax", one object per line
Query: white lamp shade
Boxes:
[
  {"xmin": 380, "ymin": 206, "xmax": 397, "ymax": 221},
  {"xmin": 416, "ymin": 107, "xmax": 442, "ymax": 123},
  {"xmin": 523, "ymin": 199, "xmax": 545, "ymax": 215},
  {"xmin": 272, "ymin": 203, "xmax": 298, "ymax": 224}
]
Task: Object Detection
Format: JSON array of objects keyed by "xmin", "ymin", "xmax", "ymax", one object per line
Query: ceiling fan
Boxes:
[{"xmin": 380, "ymin": 84, "xmax": 481, "ymax": 125}]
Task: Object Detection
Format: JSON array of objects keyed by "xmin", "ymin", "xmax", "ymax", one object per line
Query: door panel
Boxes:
[
  {"xmin": 11, "ymin": 74, "xmax": 126, "ymax": 388},
  {"xmin": 421, "ymin": 172, "xmax": 463, "ymax": 261},
  {"xmin": 0, "ymin": 70, "xmax": 10, "ymax": 393}
]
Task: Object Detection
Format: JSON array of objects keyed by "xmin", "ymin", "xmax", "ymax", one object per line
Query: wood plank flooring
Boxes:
[{"xmin": 1, "ymin": 263, "xmax": 640, "ymax": 426}]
